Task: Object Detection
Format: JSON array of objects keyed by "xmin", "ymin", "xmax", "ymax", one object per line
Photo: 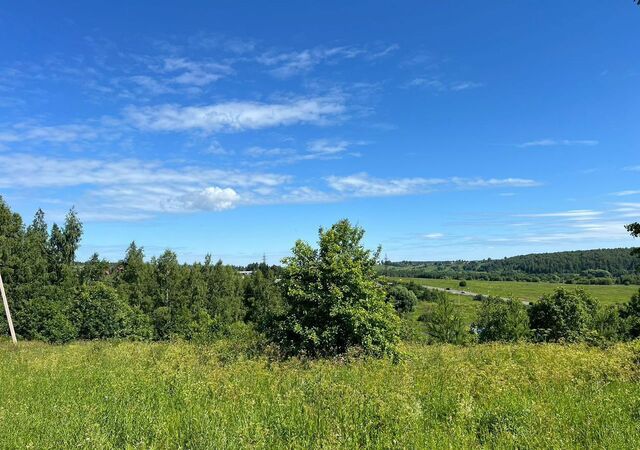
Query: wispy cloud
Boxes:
[
  {"xmin": 405, "ymin": 77, "xmax": 483, "ymax": 91},
  {"xmin": 326, "ymin": 173, "xmax": 444, "ymax": 197},
  {"xmin": 611, "ymin": 190, "xmax": 640, "ymax": 196},
  {"xmin": 517, "ymin": 209, "xmax": 602, "ymax": 220},
  {"xmin": 161, "ymin": 57, "xmax": 233, "ymax": 86},
  {"xmin": 125, "ymin": 96, "xmax": 345, "ymax": 133},
  {"xmin": 0, "ymin": 123, "xmax": 99, "ymax": 143},
  {"xmin": 518, "ymin": 139, "xmax": 599, "ymax": 148},
  {"xmin": 257, "ymin": 44, "xmax": 397, "ymax": 78},
  {"xmin": 423, "ymin": 233, "xmax": 444, "ymax": 239},
  {"xmin": 452, "ymin": 177, "xmax": 540, "ymax": 188},
  {"xmin": 325, "ymin": 173, "xmax": 538, "ymax": 197},
  {"xmin": 624, "ymin": 165, "xmax": 640, "ymax": 172}
]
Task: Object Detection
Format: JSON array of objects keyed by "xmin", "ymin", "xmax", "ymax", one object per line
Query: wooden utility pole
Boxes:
[{"xmin": 0, "ymin": 272, "xmax": 17, "ymax": 344}]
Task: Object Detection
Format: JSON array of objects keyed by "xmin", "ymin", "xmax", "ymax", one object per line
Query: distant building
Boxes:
[{"xmin": 238, "ymin": 270, "xmax": 253, "ymax": 276}]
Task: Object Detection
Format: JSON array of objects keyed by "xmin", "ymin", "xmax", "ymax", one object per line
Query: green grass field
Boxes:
[
  {"xmin": 395, "ymin": 278, "xmax": 640, "ymax": 306},
  {"xmin": 1, "ymin": 340, "xmax": 639, "ymax": 449}
]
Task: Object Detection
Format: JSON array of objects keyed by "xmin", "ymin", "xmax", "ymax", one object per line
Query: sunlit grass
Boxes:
[{"xmin": 1, "ymin": 339, "xmax": 639, "ymax": 448}]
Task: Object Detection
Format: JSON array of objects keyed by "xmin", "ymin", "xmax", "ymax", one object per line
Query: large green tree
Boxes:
[{"xmin": 272, "ymin": 219, "xmax": 399, "ymax": 358}]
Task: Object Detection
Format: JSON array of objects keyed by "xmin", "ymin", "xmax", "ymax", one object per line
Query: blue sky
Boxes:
[{"xmin": 0, "ymin": 1, "xmax": 639, "ymax": 264}]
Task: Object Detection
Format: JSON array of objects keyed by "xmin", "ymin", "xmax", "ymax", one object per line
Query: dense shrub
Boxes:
[
  {"xmin": 473, "ymin": 297, "xmax": 530, "ymax": 342},
  {"xmin": 74, "ymin": 282, "xmax": 134, "ymax": 339},
  {"xmin": 528, "ymin": 288, "xmax": 599, "ymax": 342},
  {"xmin": 14, "ymin": 287, "xmax": 78, "ymax": 343},
  {"xmin": 620, "ymin": 289, "xmax": 640, "ymax": 339},
  {"xmin": 459, "ymin": 280, "xmax": 467, "ymax": 287},
  {"xmin": 387, "ymin": 285, "xmax": 418, "ymax": 313},
  {"xmin": 272, "ymin": 219, "xmax": 400, "ymax": 358}
]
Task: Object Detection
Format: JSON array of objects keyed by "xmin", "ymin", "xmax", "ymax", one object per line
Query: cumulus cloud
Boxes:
[
  {"xmin": 125, "ymin": 96, "xmax": 345, "ymax": 133},
  {"xmin": 183, "ymin": 186, "xmax": 240, "ymax": 211}
]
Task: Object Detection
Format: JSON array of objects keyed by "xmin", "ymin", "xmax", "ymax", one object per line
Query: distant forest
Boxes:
[{"xmin": 380, "ymin": 248, "xmax": 640, "ymax": 285}]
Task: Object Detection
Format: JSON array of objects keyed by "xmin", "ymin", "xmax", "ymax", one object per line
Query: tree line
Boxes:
[
  {"xmin": 1, "ymin": 196, "xmax": 640, "ymax": 358},
  {"xmin": 381, "ymin": 248, "xmax": 640, "ymax": 285},
  {"xmin": 389, "ymin": 280, "xmax": 640, "ymax": 346}
]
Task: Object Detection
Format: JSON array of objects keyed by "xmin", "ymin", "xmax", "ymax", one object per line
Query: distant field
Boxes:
[
  {"xmin": 394, "ymin": 278, "xmax": 640, "ymax": 306},
  {"xmin": 1, "ymin": 340, "xmax": 639, "ymax": 448}
]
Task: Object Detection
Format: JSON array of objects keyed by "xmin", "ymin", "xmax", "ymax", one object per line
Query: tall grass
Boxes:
[{"xmin": 0, "ymin": 339, "xmax": 639, "ymax": 448}]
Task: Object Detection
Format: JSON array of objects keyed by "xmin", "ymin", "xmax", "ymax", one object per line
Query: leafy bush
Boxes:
[
  {"xmin": 74, "ymin": 282, "xmax": 134, "ymax": 339},
  {"xmin": 473, "ymin": 297, "xmax": 530, "ymax": 342},
  {"xmin": 419, "ymin": 295, "xmax": 467, "ymax": 344},
  {"xmin": 387, "ymin": 285, "xmax": 418, "ymax": 313},
  {"xmin": 528, "ymin": 288, "xmax": 599, "ymax": 342},
  {"xmin": 271, "ymin": 219, "xmax": 400, "ymax": 358},
  {"xmin": 459, "ymin": 280, "xmax": 467, "ymax": 287},
  {"xmin": 15, "ymin": 288, "xmax": 78, "ymax": 343},
  {"xmin": 620, "ymin": 289, "xmax": 640, "ymax": 339}
]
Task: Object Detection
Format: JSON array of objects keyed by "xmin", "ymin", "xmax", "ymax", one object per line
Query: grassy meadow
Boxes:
[
  {"xmin": 394, "ymin": 277, "xmax": 640, "ymax": 306},
  {"xmin": 1, "ymin": 340, "xmax": 639, "ymax": 449}
]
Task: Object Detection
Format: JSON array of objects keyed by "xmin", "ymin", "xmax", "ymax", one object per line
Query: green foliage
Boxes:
[
  {"xmin": 387, "ymin": 284, "xmax": 418, "ymax": 313},
  {"xmin": 620, "ymin": 289, "xmax": 640, "ymax": 339},
  {"xmin": 419, "ymin": 295, "xmax": 467, "ymax": 344},
  {"xmin": 73, "ymin": 282, "xmax": 133, "ymax": 339},
  {"xmin": 528, "ymin": 288, "xmax": 599, "ymax": 342},
  {"xmin": 474, "ymin": 297, "xmax": 530, "ymax": 342},
  {"xmin": 273, "ymin": 219, "xmax": 399, "ymax": 357},
  {"xmin": 628, "ymin": 222, "xmax": 640, "ymax": 256},
  {"xmin": 13, "ymin": 286, "xmax": 78, "ymax": 343},
  {"xmin": 243, "ymin": 269, "xmax": 283, "ymax": 331},
  {"xmin": 459, "ymin": 280, "xmax": 467, "ymax": 287},
  {"xmin": 381, "ymin": 248, "xmax": 640, "ymax": 284}
]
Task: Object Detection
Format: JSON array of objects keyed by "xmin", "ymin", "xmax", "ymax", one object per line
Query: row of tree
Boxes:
[
  {"xmin": 0, "ymin": 198, "xmax": 400, "ymax": 357},
  {"xmin": 381, "ymin": 248, "xmax": 640, "ymax": 285},
  {"xmin": 1, "ymin": 195, "xmax": 639, "ymax": 358},
  {"xmin": 391, "ymin": 281, "xmax": 640, "ymax": 345}
]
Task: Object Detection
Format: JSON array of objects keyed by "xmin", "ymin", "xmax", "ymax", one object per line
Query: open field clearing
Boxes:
[
  {"xmin": 1, "ymin": 340, "xmax": 639, "ymax": 449},
  {"xmin": 394, "ymin": 278, "xmax": 640, "ymax": 306}
]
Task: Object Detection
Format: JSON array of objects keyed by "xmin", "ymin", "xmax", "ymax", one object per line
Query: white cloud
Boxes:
[
  {"xmin": 612, "ymin": 190, "xmax": 640, "ymax": 196},
  {"xmin": 326, "ymin": 174, "xmax": 540, "ymax": 197},
  {"xmin": 326, "ymin": 173, "xmax": 445, "ymax": 197},
  {"xmin": 0, "ymin": 123, "xmax": 99, "ymax": 143},
  {"xmin": 162, "ymin": 57, "xmax": 232, "ymax": 86},
  {"xmin": 405, "ymin": 78, "xmax": 483, "ymax": 91},
  {"xmin": 423, "ymin": 233, "xmax": 444, "ymax": 239},
  {"xmin": 624, "ymin": 165, "xmax": 640, "ymax": 172},
  {"xmin": 125, "ymin": 96, "xmax": 345, "ymax": 133},
  {"xmin": 0, "ymin": 153, "xmax": 289, "ymax": 190},
  {"xmin": 183, "ymin": 186, "xmax": 240, "ymax": 211},
  {"xmin": 307, "ymin": 139, "xmax": 350, "ymax": 156},
  {"xmin": 449, "ymin": 81, "xmax": 484, "ymax": 91},
  {"xmin": 257, "ymin": 44, "xmax": 395, "ymax": 78},
  {"xmin": 518, "ymin": 139, "xmax": 599, "ymax": 148},
  {"xmin": 517, "ymin": 209, "xmax": 602, "ymax": 220},
  {"xmin": 452, "ymin": 177, "xmax": 540, "ymax": 188}
]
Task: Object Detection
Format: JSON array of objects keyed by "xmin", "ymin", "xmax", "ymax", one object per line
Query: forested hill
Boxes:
[{"xmin": 382, "ymin": 248, "xmax": 640, "ymax": 284}]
